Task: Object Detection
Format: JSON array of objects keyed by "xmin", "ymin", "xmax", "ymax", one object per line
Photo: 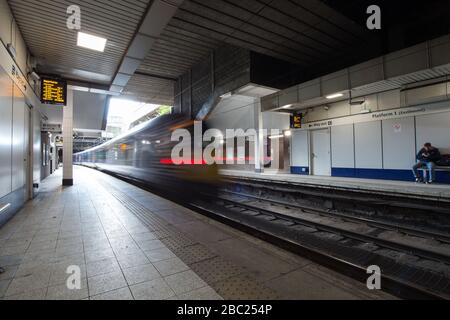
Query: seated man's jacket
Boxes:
[{"xmin": 416, "ymin": 147, "xmax": 441, "ymax": 162}]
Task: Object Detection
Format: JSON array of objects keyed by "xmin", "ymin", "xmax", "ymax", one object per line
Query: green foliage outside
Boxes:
[{"xmin": 156, "ymin": 105, "xmax": 172, "ymax": 116}]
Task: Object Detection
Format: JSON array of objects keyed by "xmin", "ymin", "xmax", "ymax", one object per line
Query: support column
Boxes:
[
  {"xmin": 254, "ymin": 98, "xmax": 264, "ymax": 173},
  {"xmin": 62, "ymin": 89, "xmax": 73, "ymax": 186}
]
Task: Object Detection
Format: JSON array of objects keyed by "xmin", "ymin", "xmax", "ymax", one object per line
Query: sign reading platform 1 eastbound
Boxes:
[{"xmin": 40, "ymin": 77, "xmax": 67, "ymax": 105}]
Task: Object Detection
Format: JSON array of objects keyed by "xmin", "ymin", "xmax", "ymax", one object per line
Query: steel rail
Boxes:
[
  {"xmin": 216, "ymin": 196, "xmax": 450, "ymax": 265},
  {"xmin": 187, "ymin": 200, "xmax": 448, "ymax": 300},
  {"xmin": 222, "ymin": 176, "xmax": 450, "ymax": 210},
  {"xmin": 222, "ymin": 189, "xmax": 450, "ymax": 244}
]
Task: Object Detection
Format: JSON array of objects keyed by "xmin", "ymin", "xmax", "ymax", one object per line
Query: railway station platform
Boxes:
[
  {"xmin": 0, "ymin": 166, "xmax": 393, "ymax": 300},
  {"xmin": 220, "ymin": 170, "xmax": 450, "ymax": 202}
]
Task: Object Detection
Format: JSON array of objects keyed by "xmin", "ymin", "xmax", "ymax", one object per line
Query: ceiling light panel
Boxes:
[{"xmin": 77, "ymin": 32, "xmax": 107, "ymax": 52}]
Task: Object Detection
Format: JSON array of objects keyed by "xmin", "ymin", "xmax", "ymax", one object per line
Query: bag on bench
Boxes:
[{"xmin": 436, "ymin": 154, "xmax": 450, "ymax": 166}]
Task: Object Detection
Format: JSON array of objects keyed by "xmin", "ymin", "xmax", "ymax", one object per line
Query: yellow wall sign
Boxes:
[
  {"xmin": 292, "ymin": 112, "xmax": 302, "ymax": 128},
  {"xmin": 41, "ymin": 77, "xmax": 67, "ymax": 105}
]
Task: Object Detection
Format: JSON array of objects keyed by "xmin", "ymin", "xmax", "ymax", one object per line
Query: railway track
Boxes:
[
  {"xmin": 215, "ymin": 194, "xmax": 450, "ymax": 263},
  {"xmin": 221, "ymin": 189, "xmax": 450, "ymax": 244},
  {"xmin": 222, "ymin": 176, "xmax": 450, "ymax": 214},
  {"xmin": 189, "ymin": 196, "xmax": 450, "ymax": 300}
]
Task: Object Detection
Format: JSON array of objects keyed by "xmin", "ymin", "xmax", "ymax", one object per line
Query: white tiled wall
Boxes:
[
  {"xmin": 331, "ymin": 124, "xmax": 354, "ymax": 168},
  {"xmin": 354, "ymin": 121, "xmax": 383, "ymax": 169},
  {"xmin": 416, "ymin": 111, "xmax": 450, "ymax": 155},
  {"xmin": 62, "ymin": 89, "xmax": 74, "ymax": 181},
  {"xmin": 382, "ymin": 117, "xmax": 416, "ymax": 170},
  {"xmin": 291, "ymin": 130, "xmax": 309, "ymax": 168},
  {"xmin": 291, "ymin": 110, "xmax": 450, "ymax": 172}
]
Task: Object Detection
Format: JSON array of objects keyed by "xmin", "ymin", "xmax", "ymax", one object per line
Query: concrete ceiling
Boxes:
[
  {"xmin": 123, "ymin": 0, "xmax": 370, "ymax": 105},
  {"xmin": 9, "ymin": 0, "xmax": 450, "ymax": 107},
  {"xmin": 8, "ymin": 0, "xmax": 150, "ymax": 85},
  {"xmin": 169, "ymin": 0, "xmax": 366, "ymax": 66}
]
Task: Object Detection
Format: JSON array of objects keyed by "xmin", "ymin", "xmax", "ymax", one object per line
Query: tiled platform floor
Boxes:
[
  {"xmin": 0, "ymin": 166, "xmax": 393, "ymax": 300},
  {"xmin": 220, "ymin": 169, "xmax": 450, "ymax": 201}
]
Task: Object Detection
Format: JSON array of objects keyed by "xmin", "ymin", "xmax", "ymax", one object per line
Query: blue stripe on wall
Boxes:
[
  {"xmin": 291, "ymin": 166, "xmax": 309, "ymax": 175},
  {"xmin": 331, "ymin": 167, "xmax": 450, "ymax": 183},
  {"xmin": 330, "ymin": 168, "xmax": 356, "ymax": 178},
  {"xmin": 291, "ymin": 166, "xmax": 450, "ymax": 183},
  {"xmin": 432, "ymin": 171, "xmax": 450, "ymax": 183}
]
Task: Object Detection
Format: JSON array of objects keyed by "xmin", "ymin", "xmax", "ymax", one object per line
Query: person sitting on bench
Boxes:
[{"xmin": 412, "ymin": 142, "xmax": 441, "ymax": 184}]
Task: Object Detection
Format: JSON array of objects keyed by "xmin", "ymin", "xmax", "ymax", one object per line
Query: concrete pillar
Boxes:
[
  {"xmin": 254, "ymin": 98, "xmax": 264, "ymax": 173},
  {"xmin": 62, "ymin": 89, "xmax": 73, "ymax": 186},
  {"xmin": 269, "ymin": 129, "xmax": 281, "ymax": 170}
]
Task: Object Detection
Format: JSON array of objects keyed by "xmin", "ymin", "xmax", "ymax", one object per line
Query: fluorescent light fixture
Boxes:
[
  {"xmin": 96, "ymin": 90, "xmax": 121, "ymax": 96},
  {"xmin": 77, "ymin": 32, "xmax": 107, "ymax": 52},
  {"xmin": 90, "ymin": 88, "xmax": 121, "ymax": 96},
  {"xmin": 284, "ymin": 130, "xmax": 292, "ymax": 137},
  {"xmin": 282, "ymin": 104, "xmax": 292, "ymax": 109},
  {"xmin": 325, "ymin": 93, "xmax": 344, "ymax": 99},
  {"xmin": 69, "ymin": 85, "xmax": 89, "ymax": 92},
  {"xmin": 269, "ymin": 134, "xmax": 284, "ymax": 139}
]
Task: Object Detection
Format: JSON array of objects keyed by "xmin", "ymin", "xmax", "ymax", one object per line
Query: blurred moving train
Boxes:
[{"xmin": 74, "ymin": 114, "xmax": 219, "ymax": 199}]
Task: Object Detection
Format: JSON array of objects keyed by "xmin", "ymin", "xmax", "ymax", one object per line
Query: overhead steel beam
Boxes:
[
  {"xmin": 134, "ymin": 70, "xmax": 177, "ymax": 81},
  {"xmin": 110, "ymin": 0, "xmax": 184, "ymax": 94},
  {"xmin": 66, "ymin": 79, "xmax": 110, "ymax": 91}
]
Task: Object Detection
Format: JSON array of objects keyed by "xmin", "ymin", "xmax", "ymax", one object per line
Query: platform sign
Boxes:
[
  {"xmin": 291, "ymin": 112, "xmax": 302, "ymax": 129},
  {"xmin": 40, "ymin": 77, "xmax": 67, "ymax": 105},
  {"xmin": 42, "ymin": 123, "xmax": 62, "ymax": 133}
]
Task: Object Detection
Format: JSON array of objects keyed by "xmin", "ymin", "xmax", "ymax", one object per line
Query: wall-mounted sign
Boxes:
[
  {"xmin": 296, "ymin": 101, "xmax": 450, "ymax": 131},
  {"xmin": 291, "ymin": 112, "xmax": 302, "ymax": 129},
  {"xmin": 42, "ymin": 123, "xmax": 62, "ymax": 133},
  {"xmin": 11, "ymin": 65, "xmax": 27, "ymax": 92},
  {"xmin": 40, "ymin": 77, "xmax": 67, "ymax": 105},
  {"xmin": 1, "ymin": 38, "xmax": 45, "ymax": 108},
  {"xmin": 55, "ymin": 136, "xmax": 63, "ymax": 147}
]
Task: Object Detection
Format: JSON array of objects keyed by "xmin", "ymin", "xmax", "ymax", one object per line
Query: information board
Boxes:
[
  {"xmin": 41, "ymin": 77, "xmax": 67, "ymax": 105},
  {"xmin": 291, "ymin": 112, "xmax": 302, "ymax": 129}
]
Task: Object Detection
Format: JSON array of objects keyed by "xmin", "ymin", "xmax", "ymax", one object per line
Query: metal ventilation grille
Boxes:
[
  {"xmin": 353, "ymin": 67, "xmax": 450, "ymax": 97},
  {"xmin": 434, "ymin": 64, "xmax": 450, "ymax": 75},
  {"xmin": 351, "ymin": 81, "xmax": 400, "ymax": 97},
  {"xmin": 8, "ymin": 0, "xmax": 151, "ymax": 84},
  {"xmin": 123, "ymin": 74, "xmax": 174, "ymax": 106},
  {"xmin": 389, "ymin": 68, "xmax": 449, "ymax": 85}
]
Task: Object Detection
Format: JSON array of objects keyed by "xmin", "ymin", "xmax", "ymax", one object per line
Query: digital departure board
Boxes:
[
  {"xmin": 41, "ymin": 77, "xmax": 67, "ymax": 105},
  {"xmin": 291, "ymin": 112, "xmax": 302, "ymax": 129}
]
